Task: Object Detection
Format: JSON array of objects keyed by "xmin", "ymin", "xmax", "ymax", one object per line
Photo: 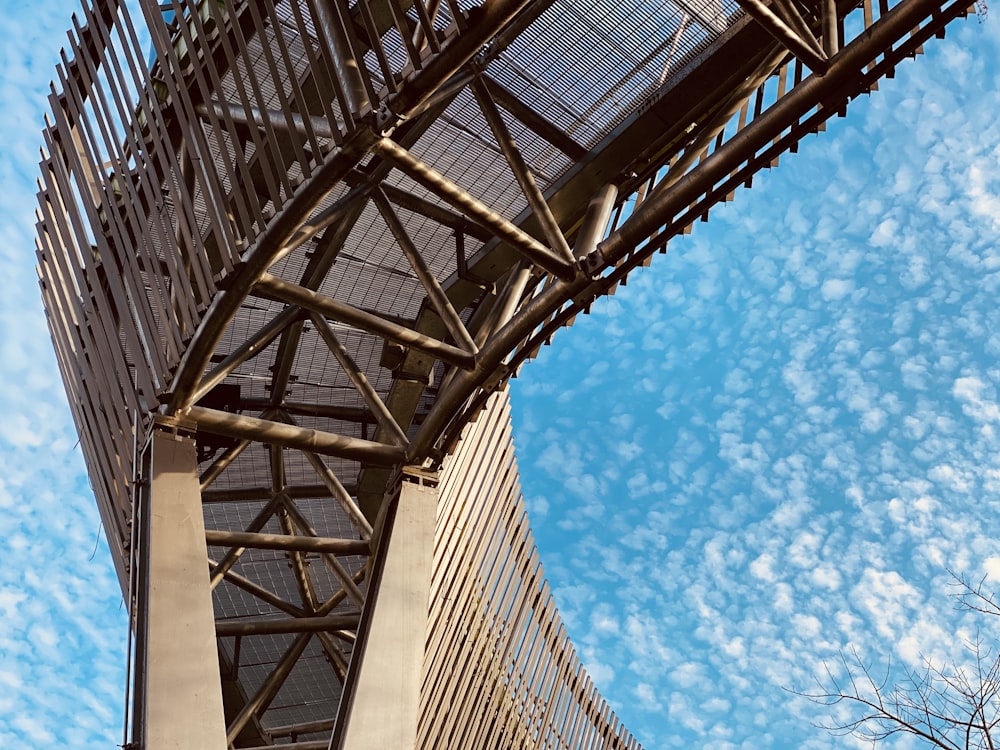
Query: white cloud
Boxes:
[{"xmin": 513, "ymin": 24, "xmax": 1000, "ymax": 748}]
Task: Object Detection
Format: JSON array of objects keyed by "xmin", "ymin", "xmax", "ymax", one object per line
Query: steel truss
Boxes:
[{"xmin": 34, "ymin": 0, "xmax": 969, "ymax": 745}]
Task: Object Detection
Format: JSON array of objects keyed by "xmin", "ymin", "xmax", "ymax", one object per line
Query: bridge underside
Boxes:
[{"xmin": 34, "ymin": 0, "xmax": 969, "ymax": 745}]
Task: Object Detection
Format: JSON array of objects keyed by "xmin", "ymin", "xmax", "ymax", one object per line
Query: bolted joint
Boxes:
[{"xmin": 580, "ymin": 248, "xmax": 608, "ymax": 279}]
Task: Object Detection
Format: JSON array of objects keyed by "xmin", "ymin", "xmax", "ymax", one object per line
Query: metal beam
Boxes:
[
  {"xmin": 370, "ymin": 137, "xmax": 579, "ymax": 280},
  {"xmin": 377, "ymin": 180, "xmax": 492, "ymax": 242},
  {"xmin": 470, "ymin": 77, "xmax": 576, "ymax": 265},
  {"xmin": 314, "ymin": 0, "xmax": 372, "ymax": 115},
  {"xmin": 196, "ymin": 99, "xmax": 339, "ymax": 140},
  {"xmin": 770, "ymin": 0, "xmax": 825, "ymax": 56},
  {"xmin": 188, "ymin": 404, "xmax": 406, "ymax": 465},
  {"xmin": 270, "ymin": 718, "xmax": 336, "ymax": 737},
  {"xmin": 216, "ymin": 614, "xmax": 361, "ymax": 637},
  {"xmin": 309, "ymin": 311, "xmax": 411, "ymax": 447},
  {"xmin": 226, "ymin": 633, "xmax": 312, "ymax": 744},
  {"xmin": 280, "ymin": 494, "xmax": 367, "ymax": 606},
  {"xmin": 209, "ymin": 494, "xmax": 284, "ymax": 589},
  {"xmin": 253, "ymin": 272, "xmax": 476, "ymax": 369},
  {"xmin": 208, "ymin": 559, "xmax": 308, "ymax": 618},
  {"xmin": 199, "ymin": 436, "xmax": 252, "ymax": 491},
  {"xmin": 734, "ymin": 0, "xmax": 829, "ymax": 73},
  {"xmin": 205, "ymin": 529, "xmax": 370, "ymax": 555},
  {"xmin": 191, "ymin": 306, "xmax": 302, "ymax": 406},
  {"xmin": 822, "ymin": 0, "xmax": 840, "ymax": 55},
  {"xmin": 303, "ymin": 450, "xmax": 374, "ymax": 540},
  {"xmin": 572, "ymin": 185, "xmax": 619, "ymax": 258},
  {"xmin": 202, "ymin": 483, "xmax": 352, "ymax": 503},
  {"xmin": 371, "ymin": 187, "xmax": 478, "ymax": 353},
  {"xmin": 240, "ymin": 399, "xmax": 372, "ymax": 424},
  {"xmin": 481, "ymin": 75, "xmax": 588, "ymax": 162}
]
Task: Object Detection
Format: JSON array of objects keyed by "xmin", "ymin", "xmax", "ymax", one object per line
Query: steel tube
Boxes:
[
  {"xmin": 280, "ymin": 495, "xmax": 367, "ymax": 605},
  {"xmin": 734, "ymin": 0, "xmax": 829, "ymax": 74},
  {"xmin": 270, "ymin": 719, "xmax": 336, "ymax": 737},
  {"xmin": 188, "ymin": 405, "xmax": 406, "ymax": 466},
  {"xmin": 303, "ymin": 451, "xmax": 374, "ymax": 539},
  {"xmin": 482, "ymin": 76, "xmax": 587, "ymax": 161},
  {"xmin": 241, "ymin": 398, "xmax": 372, "ymax": 424},
  {"xmin": 226, "ymin": 633, "xmax": 312, "ymax": 744},
  {"xmin": 208, "ymin": 559, "xmax": 308, "ymax": 618},
  {"xmin": 209, "ymin": 494, "xmax": 284, "ymax": 589},
  {"xmin": 216, "ymin": 614, "xmax": 361, "ymax": 637},
  {"xmin": 572, "ymin": 185, "xmax": 619, "ymax": 258},
  {"xmin": 199, "ymin": 437, "xmax": 252, "ymax": 491},
  {"xmin": 371, "ymin": 137, "xmax": 578, "ymax": 280},
  {"xmin": 263, "ymin": 185, "xmax": 369, "ymax": 276},
  {"xmin": 202, "ymin": 484, "xmax": 349, "ymax": 503},
  {"xmin": 377, "ymin": 179, "xmax": 491, "ymax": 241},
  {"xmin": 317, "ymin": 567, "xmax": 367, "ymax": 616},
  {"xmin": 470, "ymin": 78, "xmax": 575, "ymax": 264},
  {"xmin": 313, "ymin": 0, "xmax": 370, "ymax": 115},
  {"xmin": 309, "ymin": 312, "xmax": 411, "ymax": 447},
  {"xmin": 406, "ymin": 69, "xmax": 475, "ymax": 121},
  {"xmin": 770, "ymin": 0, "xmax": 825, "ymax": 56},
  {"xmin": 317, "ymin": 631, "xmax": 349, "ymax": 682},
  {"xmin": 205, "ymin": 529, "xmax": 370, "ymax": 556},
  {"xmin": 822, "ymin": 0, "xmax": 839, "ymax": 55},
  {"xmin": 436, "ymin": 260, "xmax": 534, "ymax": 398},
  {"xmin": 275, "ymin": 488, "xmax": 322, "ymax": 617},
  {"xmin": 196, "ymin": 100, "xmax": 338, "ymax": 140},
  {"xmin": 254, "ymin": 272, "xmax": 476, "ymax": 369},
  {"xmin": 190, "ymin": 306, "xmax": 301, "ymax": 406},
  {"xmin": 371, "ymin": 188, "xmax": 478, "ymax": 353}
]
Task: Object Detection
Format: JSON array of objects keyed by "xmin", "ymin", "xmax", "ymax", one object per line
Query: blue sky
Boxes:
[
  {"xmin": 2, "ymin": 2, "xmax": 999, "ymax": 748},
  {"xmin": 511, "ymin": 18, "xmax": 1000, "ymax": 749}
]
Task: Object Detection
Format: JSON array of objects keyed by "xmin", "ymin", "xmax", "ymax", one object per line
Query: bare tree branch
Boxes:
[{"xmin": 794, "ymin": 575, "xmax": 1000, "ymax": 750}]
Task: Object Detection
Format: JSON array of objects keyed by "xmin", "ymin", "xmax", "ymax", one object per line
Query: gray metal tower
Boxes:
[{"xmin": 34, "ymin": 0, "xmax": 969, "ymax": 745}]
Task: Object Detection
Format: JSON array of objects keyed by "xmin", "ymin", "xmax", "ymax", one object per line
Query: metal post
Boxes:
[
  {"xmin": 136, "ymin": 422, "xmax": 227, "ymax": 750},
  {"xmin": 313, "ymin": 0, "xmax": 371, "ymax": 116},
  {"xmin": 332, "ymin": 468, "xmax": 438, "ymax": 750}
]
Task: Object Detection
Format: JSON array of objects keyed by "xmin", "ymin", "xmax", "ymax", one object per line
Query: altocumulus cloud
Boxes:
[
  {"xmin": 1, "ymin": 1, "xmax": 128, "ymax": 747},
  {"xmin": 512, "ymin": 18, "xmax": 1000, "ymax": 750}
]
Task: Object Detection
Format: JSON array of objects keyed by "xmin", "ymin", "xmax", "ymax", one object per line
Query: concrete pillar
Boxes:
[
  {"xmin": 334, "ymin": 468, "xmax": 437, "ymax": 750},
  {"xmin": 136, "ymin": 423, "xmax": 227, "ymax": 749}
]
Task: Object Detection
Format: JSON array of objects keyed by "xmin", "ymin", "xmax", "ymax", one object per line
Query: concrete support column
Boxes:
[
  {"xmin": 135, "ymin": 422, "xmax": 227, "ymax": 749},
  {"xmin": 334, "ymin": 467, "xmax": 438, "ymax": 750}
]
